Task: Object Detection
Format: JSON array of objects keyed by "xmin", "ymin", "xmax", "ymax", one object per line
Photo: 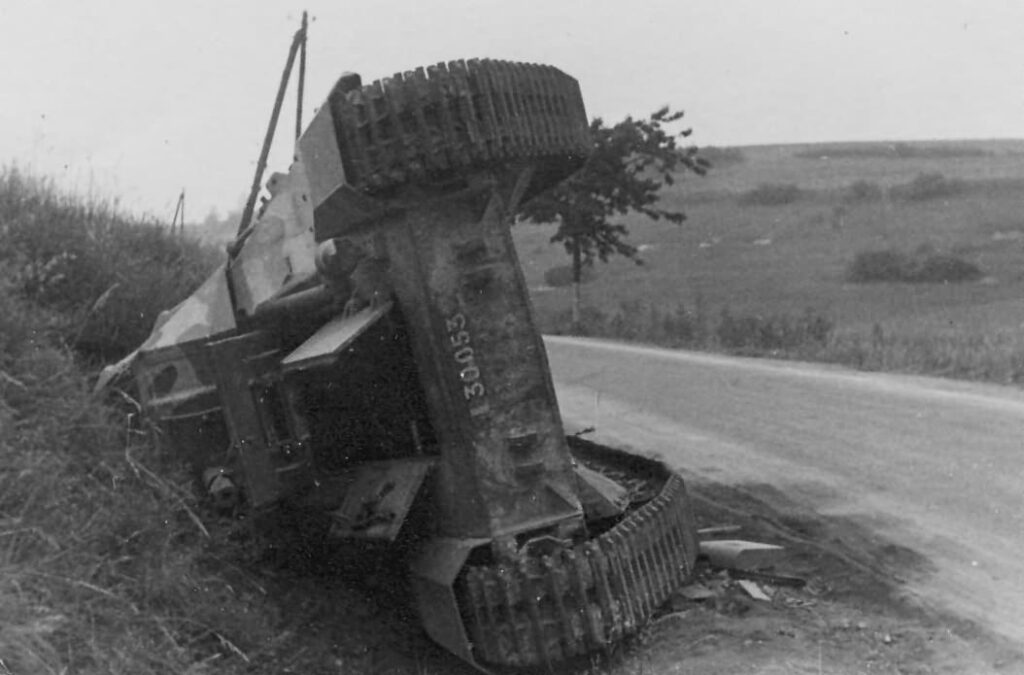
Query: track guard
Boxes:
[{"xmin": 410, "ymin": 537, "xmax": 492, "ymax": 671}]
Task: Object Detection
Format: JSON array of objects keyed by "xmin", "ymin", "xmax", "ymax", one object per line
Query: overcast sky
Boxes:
[{"xmin": 3, "ymin": 0, "xmax": 1023, "ymax": 221}]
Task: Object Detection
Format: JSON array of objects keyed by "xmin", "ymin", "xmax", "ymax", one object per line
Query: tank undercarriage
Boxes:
[{"xmin": 118, "ymin": 57, "xmax": 701, "ymax": 670}]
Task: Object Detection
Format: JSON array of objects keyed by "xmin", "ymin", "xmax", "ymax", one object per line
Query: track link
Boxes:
[
  {"xmin": 460, "ymin": 471, "xmax": 699, "ymax": 667},
  {"xmin": 328, "ymin": 59, "xmax": 591, "ymax": 193}
]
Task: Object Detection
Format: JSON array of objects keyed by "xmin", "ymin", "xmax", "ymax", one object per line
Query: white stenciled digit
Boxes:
[
  {"xmin": 445, "ymin": 313, "xmax": 466, "ymax": 332},
  {"xmin": 446, "ymin": 311, "xmax": 487, "ymax": 404}
]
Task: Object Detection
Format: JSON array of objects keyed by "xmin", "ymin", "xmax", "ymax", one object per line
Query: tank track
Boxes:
[
  {"xmin": 328, "ymin": 59, "xmax": 591, "ymax": 193},
  {"xmin": 460, "ymin": 462, "xmax": 699, "ymax": 667}
]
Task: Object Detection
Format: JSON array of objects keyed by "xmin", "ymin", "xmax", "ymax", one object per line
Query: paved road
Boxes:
[{"xmin": 544, "ymin": 336, "xmax": 1024, "ymax": 645}]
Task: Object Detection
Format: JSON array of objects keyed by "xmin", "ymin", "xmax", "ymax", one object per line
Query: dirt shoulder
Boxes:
[{"xmin": 613, "ymin": 479, "xmax": 1022, "ymax": 675}]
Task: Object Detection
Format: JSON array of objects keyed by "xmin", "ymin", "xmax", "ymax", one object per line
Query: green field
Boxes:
[{"xmin": 515, "ymin": 139, "xmax": 1024, "ymax": 381}]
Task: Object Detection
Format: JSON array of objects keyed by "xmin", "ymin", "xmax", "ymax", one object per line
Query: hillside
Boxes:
[{"xmin": 516, "ymin": 138, "xmax": 1024, "ymax": 383}]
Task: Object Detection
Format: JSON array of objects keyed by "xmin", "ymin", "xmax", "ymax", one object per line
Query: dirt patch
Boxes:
[
  {"xmin": 200, "ymin": 479, "xmax": 1023, "ymax": 674},
  {"xmin": 625, "ymin": 479, "xmax": 1023, "ymax": 675}
]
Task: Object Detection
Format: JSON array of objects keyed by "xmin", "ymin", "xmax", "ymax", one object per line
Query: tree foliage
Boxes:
[{"xmin": 518, "ymin": 107, "xmax": 708, "ymax": 268}]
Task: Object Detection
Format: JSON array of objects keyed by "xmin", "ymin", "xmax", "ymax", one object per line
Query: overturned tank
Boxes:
[{"xmin": 109, "ymin": 59, "xmax": 700, "ymax": 669}]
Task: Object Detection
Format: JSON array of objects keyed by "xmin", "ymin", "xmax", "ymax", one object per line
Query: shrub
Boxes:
[
  {"xmin": 846, "ymin": 248, "xmax": 982, "ymax": 283},
  {"xmin": 846, "ymin": 250, "xmax": 913, "ymax": 283},
  {"xmin": 842, "ymin": 179, "xmax": 883, "ymax": 203},
  {"xmin": 891, "ymin": 171, "xmax": 966, "ymax": 201},
  {"xmin": 739, "ymin": 182, "xmax": 802, "ymax": 206},
  {"xmin": 912, "ymin": 253, "xmax": 983, "ymax": 283}
]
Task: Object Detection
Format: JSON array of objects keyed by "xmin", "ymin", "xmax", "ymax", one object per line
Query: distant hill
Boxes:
[{"xmin": 685, "ymin": 138, "xmax": 1024, "ymax": 195}]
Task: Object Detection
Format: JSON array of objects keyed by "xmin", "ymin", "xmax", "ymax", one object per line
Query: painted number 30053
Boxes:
[{"xmin": 445, "ymin": 313, "xmax": 486, "ymax": 400}]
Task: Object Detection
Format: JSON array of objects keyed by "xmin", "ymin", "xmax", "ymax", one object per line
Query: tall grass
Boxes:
[
  {"xmin": 536, "ymin": 299, "xmax": 834, "ymax": 359},
  {"xmin": 536, "ymin": 296, "xmax": 1024, "ymax": 385},
  {"xmin": 0, "ymin": 282, "xmax": 278, "ymax": 674},
  {"xmin": 824, "ymin": 326, "xmax": 1024, "ymax": 383},
  {"xmin": 0, "ymin": 171, "xmax": 275, "ymax": 673},
  {"xmin": 0, "ymin": 168, "xmax": 220, "ymax": 361}
]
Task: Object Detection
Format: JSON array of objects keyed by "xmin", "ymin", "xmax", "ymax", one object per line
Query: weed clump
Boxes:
[
  {"xmin": 846, "ymin": 248, "xmax": 982, "ymax": 284},
  {"xmin": 739, "ymin": 182, "xmax": 802, "ymax": 206}
]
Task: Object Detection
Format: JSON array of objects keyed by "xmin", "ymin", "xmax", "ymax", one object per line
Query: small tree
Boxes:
[{"xmin": 518, "ymin": 107, "xmax": 707, "ymax": 333}]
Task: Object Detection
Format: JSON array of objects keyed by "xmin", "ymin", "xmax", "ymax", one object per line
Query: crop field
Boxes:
[{"xmin": 515, "ymin": 139, "xmax": 1024, "ymax": 382}]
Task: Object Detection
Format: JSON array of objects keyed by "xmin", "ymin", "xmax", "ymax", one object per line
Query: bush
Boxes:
[
  {"xmin": 842, "ymin": 179, "xmax": 883, "ymax": 203},
  {"xmin": 739, "ymin": 182, "xmax": 802, "ymax": 206},
  {"xmin": 846, "ymin": 250, "xmax": 913, "ymax": 283},
  {"xmin": 846, "ymin": 248, "xmax": 982, "ymax": 283},
  {"xmin": 913, "ymin": 253, "xmax": 983, "ymax": 283},
  {"xmin": 891, "ymin": 172, "xmax": 966, "ymax": 201}
]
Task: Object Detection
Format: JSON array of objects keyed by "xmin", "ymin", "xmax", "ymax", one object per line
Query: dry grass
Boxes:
[
  {"xmin": 0, "ymin": 171, "xmax": 272, "ymax": 674},
  {"xmin": 0, "ymin": 280, "xmax": 281, "ymax": 674},
  {"xmin": 0, "ymin": 167, "xmax": 220, "ymax": 362}
]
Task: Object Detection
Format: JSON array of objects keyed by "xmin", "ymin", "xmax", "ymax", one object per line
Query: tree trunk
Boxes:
[{"xmin": 571, "ymin": 235, "xmax": 582, "ymax": 335}]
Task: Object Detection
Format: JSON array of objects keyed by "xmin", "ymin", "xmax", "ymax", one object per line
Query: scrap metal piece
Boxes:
[
  {"xmin": 574, "ymin": 463, "xmax": 629, "ymax": 520},
  {"xmin": 280, "ymin": 302, "xmax": 393, "ymax": 373},
  {"xmin": 736, "ymin": 579, "xmax": 772, "ymax": 602},
  {"xmin": 699, "ymin": 539, "xmax": 785, "ymax": 571},
  {"xmin": 329, "ymin": 458, "xmax": 434, "ymax": 540}
]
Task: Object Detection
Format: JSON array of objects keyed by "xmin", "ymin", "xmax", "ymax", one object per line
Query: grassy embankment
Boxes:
[
  {"xmin": 0, "ymin": 169, "xmax": 279, "ymax": 675},
  {"xmin": 516, "ymin": 139, "xmax": 1024, "ymax": 384}
]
